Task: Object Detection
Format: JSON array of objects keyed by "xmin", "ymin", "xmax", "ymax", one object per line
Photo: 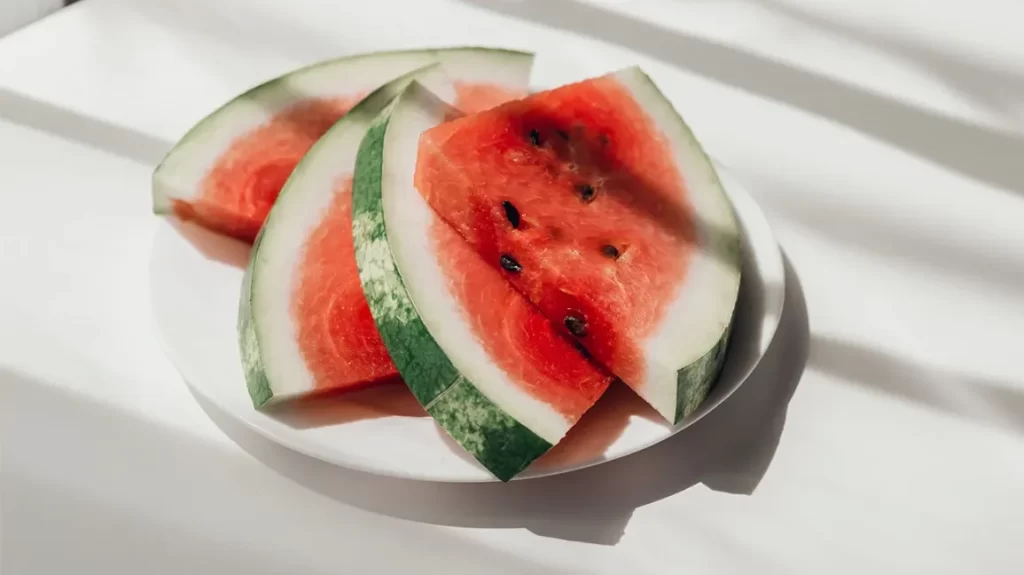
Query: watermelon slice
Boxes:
[
  {"xmin": 153, "ymin": 47, "xmax": 529, "ymax": 243},
  {"xmin": 238, "ymin": 50, "xmax": 535, "ymax": 408},
  {"xmin": 413, "ymin": 67, "xmax": 743, "ymax": 424},
  {"xmin": 352, "ymin": 81, "xmax": 613, "ymax": 481}
]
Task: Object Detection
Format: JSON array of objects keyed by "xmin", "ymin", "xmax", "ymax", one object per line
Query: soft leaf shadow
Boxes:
[
  {"xmin": 810, "ymin": 336, "xmax": 1024, "ymax": 436},
  {"xmin": 129, "ymin": 0, "xmax": 346, "ymax": 65},
  {"xmin": 758, "ymin": 1, "xmax": 1024, "ymax": 123},
  {"xmin": 755, "ymin": 175, "xmax": 1024, "ymax": 294},
  {"xmin": 0, "ymin": 88, "xmax": 172, "ymax": 166},
  {"xmin": 457, "ymin": 0, "xmax": 1024, "ymax": 195}
]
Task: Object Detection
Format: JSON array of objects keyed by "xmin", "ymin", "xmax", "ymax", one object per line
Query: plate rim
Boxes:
[{"xmin": 149, "ymin": 161, "xmax": 785, "ymax": 483}]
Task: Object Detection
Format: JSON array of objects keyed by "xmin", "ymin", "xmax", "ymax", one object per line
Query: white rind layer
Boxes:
[
  {"xmin": 378, "ymin": 82, "xmax": 571, "ymax": 443},
  {"xmin": 243, "ymin": 51, "xmax": 534, "ymax": 404},
  {"xmin": 614, "ymin": 67, "xmax": 742, "ymax": 421},
  {"xmin": 152, "ymin": 47, "xmax": 533, "ymax": 214},
  {"xmin": 247, "ymin": 66, "xmax": 436, "ymax": 402}
]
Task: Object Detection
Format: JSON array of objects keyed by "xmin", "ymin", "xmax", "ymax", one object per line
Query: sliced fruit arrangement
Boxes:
[
  {"xmin": 152, "ymin": 47, "xmax": 530, "ymax": 243},
  {"xmin": 352, "ymin": 80, "xmax": 612, "ymax": 481},
  {"xmin": 238, "ymin": 50, "xmax": 535, "ymax": 408},
  {"xmin": 412, "ymin": 67, "xmax": 742, "ymax": 424},
  {"xmin": 153, "ymin": 47, "xmax": 744, "ymax": 482}
]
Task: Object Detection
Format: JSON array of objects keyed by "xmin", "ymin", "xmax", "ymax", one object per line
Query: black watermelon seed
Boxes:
[
  {"xmin": 599, "ymin": 133, "xmax": 610, "ymax": 146},
  {"xmin": 601, "ymin": 244, "xmax": 620, "ymax": 259},
  {"xmin": 576, "ymin": 183, "xmax": 596, "ymax": 203},
  {"xmin": 572, "ymin": 340, "xmax": 592, "ymax": 359},
  {"xmin": 501, "ymin": 200, "xmax": 521, "ymax": 228},
  {"xmin": 528, "ymin": 129, "xmax": 542, "ymax": 146},
  {"xmin": 564, "ymin": 314, "xmax": 588, "ymax": 337},
  {"xmin": 555, "ymin": 129, "xmax": 569, "ymax": 141},
  {"xmin": 499, "ymin": 254, "xmax": 522, "ymax": 273}
]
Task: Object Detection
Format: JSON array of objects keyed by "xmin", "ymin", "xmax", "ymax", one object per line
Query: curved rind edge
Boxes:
[
  {"xmin": 151, "ymin": 46, "xmax": 533, "ymax": 214},
  {"xmin": 675, "ymin": 316, "xmax": 733, "ymax": 423},
  {"xmin": 352, "ymin": 89, "xmax": 550, "ymax": 482},
  {"xmin": 617, "ymin": 66, "xmax": 744, "ymax": 424},
  {"xmin": 238, "ymin": 63, "xmax": 445, "ymax": 409},
  {"xmin": 238, "ymin": 227, "xmax": 274, "ymax": 408}
]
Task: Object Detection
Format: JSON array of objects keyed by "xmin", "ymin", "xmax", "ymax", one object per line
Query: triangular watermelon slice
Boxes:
[
  {"xmin": 412, "ymin": 67, "xmax": 743, "ymax": 424},
  {"xmin": 238, "ymin": 51, "xmax": 536, "ymax": 408},
  {"xmin": 153, "ymin": 47, "xmax": 530, "ymax": 243},
  {"xmin": 352, "ymin": 80, "xmax": 613, "ymax": 481}
]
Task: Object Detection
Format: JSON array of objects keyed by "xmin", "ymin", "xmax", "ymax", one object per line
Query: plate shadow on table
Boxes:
[
  {"xmin": 2, "ymin": 368, "xmax": 565, "ymax": 575},
  {"xmin": 456, "ymin": 0, "xmax": 1024, "ymax": 196},
  {"xmin": 193, "ymin": 251, "xmax": 808, "ymax": 546}
]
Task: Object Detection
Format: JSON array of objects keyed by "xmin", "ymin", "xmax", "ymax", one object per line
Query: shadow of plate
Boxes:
[{"xmin": 190, "ymin": 250, "xmax": 807, "ymax": 546}]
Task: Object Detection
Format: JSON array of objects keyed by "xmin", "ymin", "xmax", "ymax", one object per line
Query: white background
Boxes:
[
  {"xmin": 1, "ymin": 0, "xmax": 1023, "ymax": 573},
  {"xmin": 0, "ymin": 0, "xmax": 61, "ymax": 37}
]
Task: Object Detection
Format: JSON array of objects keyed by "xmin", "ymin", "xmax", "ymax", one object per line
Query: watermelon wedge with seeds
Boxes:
[
  {"xmin": 353, "ymin": 80, "xmax": 613, "ymax": 481},
  {"xmin": 413, "ymin": 67, "xmax": 743, "ymax": 424},
  {"xmin": 238, "ymin": 50, "xmax": 535, "ymax": 408},
  {"xmin": 153, "ymin": 47, "xmax": 529, "ymax": 243}
]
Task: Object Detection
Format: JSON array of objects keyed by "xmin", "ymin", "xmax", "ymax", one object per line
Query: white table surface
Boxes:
[{"xmin": 2, "ymin": 0, "xmax": 1023, "ymax": 573}]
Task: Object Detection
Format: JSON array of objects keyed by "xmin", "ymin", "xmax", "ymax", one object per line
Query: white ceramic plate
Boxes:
[{"xmin": 149, "ymin": 160, "xmax": 785, "ymax": 483}]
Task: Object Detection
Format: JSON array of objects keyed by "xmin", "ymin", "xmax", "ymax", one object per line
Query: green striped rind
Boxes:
[
  {"xmin": 352, "ymin": 93, "xmax": 551, "ymax": 482},
  {"xmin": 237, "ymin": 227, "xmax": 273, "ymax": 408},
  {"xmin": 428, "ymin": 378, "xmax": 552, "ymax": 481},
  {"xmin": 675, "ymin": 322, "xmax": 733, "ymax": 422},
  {"xmin": 235, "ymin": 66, "xmax": 438, "ymax": 410}
]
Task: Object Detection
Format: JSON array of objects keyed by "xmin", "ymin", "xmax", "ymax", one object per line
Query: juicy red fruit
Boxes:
[
  {"xmin": 286, "ymin": 81, "xmax": 603, "ymax": 404},
  {"xmin": 415, "ymin": 74, "xmax": 697, "ymax": 387},
  {"xmin": 430, "ymin": 218, "xmax": 611, "ymax": 418},
  {"xmin": 175, "ymin": 96, "xmax": 364, "ymax": 243}
]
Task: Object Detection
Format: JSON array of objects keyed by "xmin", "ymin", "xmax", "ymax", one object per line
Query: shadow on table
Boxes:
[
  {"xmin": 0, "ymin": 88, "xmax": 172, "ymax": 166},
  {"xmin": 1, "ymin": 368, "xmax": 567, "ymax": 574},
  {"xmin": 193, "ymin": 251, "xmax": 808, "ymax": 546},
  {"xmin": 455, "ymin": 0, "xmax": 1024, "ymax": 196},
  {"xmin": 130, "ymin": 0, "xmax": 347, "ymax": 67},
  {"xmin": 809, "ymin": 336, "xmax": 1024, "ymax": 436},
  {"xmin": 750, "ymin": 173, "xmax": 1024, "ymax": 295},
  {"xmin": 752, "ymin": 0, "xmax": 1024, "ymax": 130}
]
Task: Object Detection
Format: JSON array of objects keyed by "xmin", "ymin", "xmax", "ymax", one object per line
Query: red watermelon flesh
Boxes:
[
  {"xmin": 172, "ymin": 82, "xmax": 524, "ymax": 245},
  {"xmin": 430, "ymin": 217, "xmax": 612, "ymax": 418},
  {"xmin": 415, "ymin": 74, "xmax": 696, "ymax": 394},
  {"xmin": 287, "ymin": 84, "xmax": 609, "ymax": 403},
  {"xmin": 292, "ymin": 176, "xmax": 397, "ymax": 392},
  {"xmin": 173, "ymin": 96, "xmax": 365, "ymax": 243}
]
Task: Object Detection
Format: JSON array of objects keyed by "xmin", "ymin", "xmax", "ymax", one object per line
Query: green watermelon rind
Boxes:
[
  {"xmin": 675, "ymin": 321, "xmax": 733, "ymax": 423},
  {"xmin": 152, "ymin": 46, "xmax": 533, "ymax": 214},
  {"xmin": 400, "ymin": 66, "xmax": 742, "ymax": 425},
  {"xmin": 351, "ymin": 90, "xmax": 551, "ymax": 482},
  {"xmin": 238, "ymin": 224, "xmax": 273, "ymax": 407},
  {"xmin": 236, "ymin": 64, "xmax": 442, "ymax": 409}
]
